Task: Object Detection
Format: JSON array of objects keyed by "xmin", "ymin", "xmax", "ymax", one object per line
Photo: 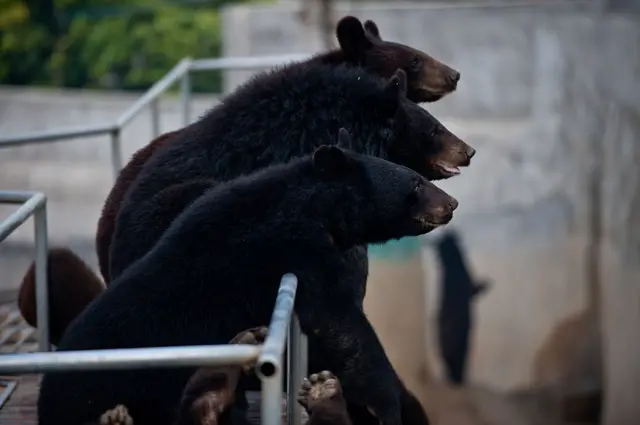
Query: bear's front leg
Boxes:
[{"xmin": 296, "ymin": 299, "xmax": 403, "ymax": 425}]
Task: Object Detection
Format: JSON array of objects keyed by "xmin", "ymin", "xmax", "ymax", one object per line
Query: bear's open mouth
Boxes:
[
  {"xmin": 420, "ymin": 89, "xmax": 448, "ymax": 102},
  {"xmin": 421, "ymin": 83, "xmax": 456, "ymax": 97},
  {"xmin": 414, "ymin": 214, "xmax": 452, "ymax": 228},
  {"xmin": 435, "ymin": 160, "xmax": 461, "ymax": 176}
]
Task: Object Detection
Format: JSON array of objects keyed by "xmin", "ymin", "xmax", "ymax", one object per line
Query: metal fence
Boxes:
[
  {"xmin": 0, "ymin": 191, "xmax": 49, "ymax": 351},
  {"xmin": 0, "ymin": 54, "xmax": 308, "ymax": 179},
  {"xmin": 0, "ymin": 53, "xmax": 313, "ymax": 425}
]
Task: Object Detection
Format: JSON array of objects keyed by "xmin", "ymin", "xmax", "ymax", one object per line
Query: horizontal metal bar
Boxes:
[
  {"xmin": 0, "ymin": 123, "xmax": 117, "ymax": 148},
  {"xmin": 335, "ymin": 0, "xmax": 588, "ymax": 12},
  {"xmin": 190, "ymin": 54, "xmax": 309, "ymax": 72},
  {"xmin": 0, "ymin": 190, "xmax": 41, "ymax": 204},
  {"xmin": 116, "ymin": 58, "xmax": 192, "ymax": 128},
  {"xmin": 0, "ymin": 193, "xmax": 46, "ymax": 242},
  {"xmin": 256, "ymin": 273, "xmax": 298, "ymax": 380},
  {"xmin": 0, "ymin": 344, "xmax": 262, "ymax": 374}
]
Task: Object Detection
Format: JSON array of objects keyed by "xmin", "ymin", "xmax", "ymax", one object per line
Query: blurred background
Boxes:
[{"xmin": 0, "ymin": 1, "xmax": 639, "ymax": 424}]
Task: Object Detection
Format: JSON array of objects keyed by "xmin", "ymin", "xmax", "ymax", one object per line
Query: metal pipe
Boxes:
[
  {"xmin": 262, "ymin": 365, "xmax": 284, "ymax": 425},
  {"xmin": 190, "ymin": 54, "xmax": 309, "ymax": 72},
  {"xmin": 0, "ymin": 191, "xmax": 37, "ymax": 204},
  {"xmin": 110, "ymin": 129, "xmax": 123, "ymax": 180},
  {"xmin": 256, "ymin": 273, "xmax": 298, "ymax": 380},
  {"xmin": 287, "ymin": 315, "xmax": 307, "ymax": 425},
  {"xmin": 0, "ymin": 344, "xmax": 262, "ymax": 374},
  {"xmin": 117, "ymin": 58, "xmax": 191, "ymax": 128},
  {"xmin": 0, "ymin": 124, "xmax": 117, "ymax": 148},
  {"xmin": 297, "ymin": 0, "xmax": 588, "ymax": 13},
  {"xmin": 0, "ymin": 193, "xmax": 46, "ymax": 242},
  {"xmin": 180, "ymin": 71, "xmax": 192, "ymax": 126},
  {"xmin": 287, "ymin": 321, "xmax": 296, "ymax": 425},
  {"xmin": 34, "ymin": 200, "xmax": 50, "ymax": 352},
  {"xmin": 150, "ymin": 99, "xmax": 161, "ymax": 139}
]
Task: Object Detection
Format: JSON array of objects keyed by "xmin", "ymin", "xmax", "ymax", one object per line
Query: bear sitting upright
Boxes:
[
  {"xmin": 38, "ymin": 138, "xmax": 458, "ymax": 425},
  {"xmin": 101, "ymin": 67, "xmax": 465, "ymax": 425},
  {"xmin": 17, "ymin": 15, "xmax": 464, "ymax": 342}
]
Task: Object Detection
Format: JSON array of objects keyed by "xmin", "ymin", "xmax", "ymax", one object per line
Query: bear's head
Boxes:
[
  {"xmin": 337, "ymin": 16, "xmax": 460, "ymax": 103},
  {"xmin": 312, "ymin": 132, "xmax": 458, "ymax": 245},
  {"xmin": 378, "ymin": 69, "xmax": 475, "ymax": 180}
]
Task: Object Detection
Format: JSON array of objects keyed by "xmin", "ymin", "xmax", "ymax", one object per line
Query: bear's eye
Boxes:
[
  {"xmin": 407, "ymin": 181, "xmax": 421, "ymax": 204},
  {"xmin": 410, "ymin": 56, "xmax": 422, "ymax": 71},
  {"xmin": 430, "ymin": 127, "xmax": 439, "ymax": 137}
]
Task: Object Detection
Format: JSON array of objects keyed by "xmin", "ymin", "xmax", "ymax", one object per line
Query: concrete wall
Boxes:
[
  {"xmin": 221, "ymin": 1, "xmax": 590, "ymax": 119},
  {"xmin": 432, "ymin": 15, "xmax": 639, "ymax": 412},
  {"xmin": 220, "ymin": 1, "xmax": 639, "ymax": 403},
  {"xmin": 544, "ymin": 14, "xmax": 640, "ymax": 425}
]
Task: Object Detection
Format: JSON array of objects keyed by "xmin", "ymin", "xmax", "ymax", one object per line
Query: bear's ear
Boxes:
[
  {"xmin": 363, "ymin": 20, "xmax": 382, "ymax": 41},
  {"xmin": 337, "ymin": 127, "xmax": 352, "ymax": 148},
  {"xmin": 336, "ymin": 16, "xmax": 373, "ymax": 59},
  {"xmin": 312, "ymin": 145, "xmax": 350, "ymax": 177},
  {"xmin": 383, "ymin": 68, "xmax": 408, "ymax": 100}
]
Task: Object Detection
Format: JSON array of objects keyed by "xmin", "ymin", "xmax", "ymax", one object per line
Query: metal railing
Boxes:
[
  {"xmin": 0, "ymin": 53, "xmax": 313, "ymax": 425},
  {"xmin": 0, "ymin": 54, "xmax": 308, "ymax": 180},
  {"xmin": 0, "ymin": 191, "xmax": 49, "ymax": 351}
]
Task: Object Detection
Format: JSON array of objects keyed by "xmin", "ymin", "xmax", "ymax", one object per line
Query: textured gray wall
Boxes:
[
  {"xmin": 545, "ymin": 14, "xmax": 640, "ymax": 425},
  {"xmin": 221, "ymin": 1, "xmax": 591, "ymax": 119}
]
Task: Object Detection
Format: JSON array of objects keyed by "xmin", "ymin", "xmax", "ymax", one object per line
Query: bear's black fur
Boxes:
[
  {"xmin": 109, "ymin": 65, "xmax": 473, "ymax": 282},
  {"xmin": 38, "ymin": 141, "xmax": 458, "ymax": 425}
]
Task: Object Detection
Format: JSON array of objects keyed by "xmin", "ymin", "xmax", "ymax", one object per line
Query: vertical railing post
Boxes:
[
  {"xmin": 34, "ymin": 198, "xmax": 50, "ymax": 352},
  {"xmin": 287, "ymin": 315, "xmax": 307, "ymax": 425},
  {"xmin": 181, "ymin": 70, "xmax": 191, "ymax": 126},
  {"xmin": 262, "ymin": 360, "xmax": 284, "ymax": 425},
  {"xmin": 150, "ymin": 99, "xmax": 160, "ymax": 139},
  {"xmin": 110, "ymin": 129, "xmax": 123, "ymax": 181},
  {"xmin": 259, "ymin": 274, "xmax": 298, "ymax": 425}
]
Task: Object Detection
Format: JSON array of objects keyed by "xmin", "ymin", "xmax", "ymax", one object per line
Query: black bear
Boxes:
[
  {"xmin": 38, "ymin": 141, "xmax": 458, "ymax": 425},
  {"xmin": 435, "ymin": 231, "xmax": 489, "ymax": 385},
  {"xmin": 17, "ymin": 15, "xmax": 464, "ymax": 341},
  {"xmin": 103, "ymin": 67, "xmax": 468, "ymax": 425},
  {"xmin": 18, "ymin": 247, "xmax": 106, "ymax": 345}
]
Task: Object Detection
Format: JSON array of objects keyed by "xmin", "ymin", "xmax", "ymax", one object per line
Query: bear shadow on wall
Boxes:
[{"xmin": 434, "ymin": 230, "xmax": 489, "ymax": 386}]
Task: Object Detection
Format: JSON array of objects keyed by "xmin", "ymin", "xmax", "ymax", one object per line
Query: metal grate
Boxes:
[
  {"xmin": 0, "ymin": 304, "xmax": 38, "ymax": 355},
  {"xmin": 0, "ymin": 376, "xmax": 19, "ymax": 410}
]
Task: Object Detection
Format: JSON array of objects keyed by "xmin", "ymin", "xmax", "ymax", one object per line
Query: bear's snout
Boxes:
[
  {"xmin": 416, "ymin": 184, "xmax": 458, "ymax": 227},
  {"xmin": 447, "ymin": 70, "xmax": 461, "ymax": 88}
]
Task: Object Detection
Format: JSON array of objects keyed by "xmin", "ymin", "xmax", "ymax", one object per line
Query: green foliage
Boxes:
[
  {"xmin": 0, "ymin": 0, "xmax": 52, "ymax": 84},
  {"xmin": 0, "ymin": 0, "xmax": 235, "ymax": 92}
]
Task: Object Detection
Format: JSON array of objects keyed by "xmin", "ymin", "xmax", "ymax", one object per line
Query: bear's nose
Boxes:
[
  {"xmin": 448, "ymin": 71, "xmax": 461, "ymax": 86},
  {"xmin": 466, "ymin": 146, "xmax": 476, "ymax": 159},
  {"xmin": 448, "ymin": 197, "xmax": 459, "ymax": 212}
]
